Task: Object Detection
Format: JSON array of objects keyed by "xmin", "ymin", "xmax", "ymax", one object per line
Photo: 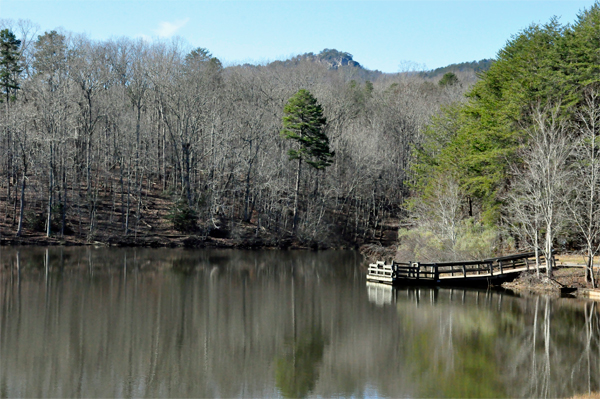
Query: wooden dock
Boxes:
[{"xmin": 367, "ymin": 252, "xmax": 547, "ymax": 287}]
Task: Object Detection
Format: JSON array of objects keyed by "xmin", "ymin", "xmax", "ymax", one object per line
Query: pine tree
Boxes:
[
  {"xmin": 0, "ymin": 29, "xmax": 22, "ymax": 104},
  {"xmin": 281, "ymin": 89, "xmax": 334, "ymax": 230}
]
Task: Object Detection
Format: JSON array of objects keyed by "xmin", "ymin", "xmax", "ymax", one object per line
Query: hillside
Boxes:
[
  {"xmin": 419, "ymin": 59, "xmax": 494, "ymax": 79},
  {"xmin": 0, "ymin": 33, "xmax": 473, "ymax": 250},
  {"xmin": 267, "ymin": 49, "xmax": 492, "ymax": 84}
]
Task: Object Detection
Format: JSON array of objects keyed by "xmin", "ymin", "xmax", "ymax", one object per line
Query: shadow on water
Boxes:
[{"xmin": 0, "ymin": 247, "xmax": 598, "ymax": 398}]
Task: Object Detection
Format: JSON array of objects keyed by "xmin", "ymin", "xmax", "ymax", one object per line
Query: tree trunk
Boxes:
[
  {"xmin": 535, "ymin": 230, "xmax": 540, "ymax": 277},
  {"xmin": 293, "ymin": 157, "xmax": 302, "ymax": 232},
  {"xmin": 46, "ymin": 144, "xmax": 54, "ymax": 238},
  {"xmin": 61, "ymin": 168, "xmax": 67, "ymax": 237},
  {"xmin": 590, "ymin": 254, "xmax": 596, "ymax": 288},
  {"xmin": 545, "ymin": 226, "xmax": 553, "ymax": 277},
  {"xmin": 16, "ymin": 169, "xmax": 26, "ymax": 237}
]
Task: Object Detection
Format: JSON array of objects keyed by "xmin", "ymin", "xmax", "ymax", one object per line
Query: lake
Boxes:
[{"xmin": 0, "ymin": 247, "xmax": 598, "ymax": 398}]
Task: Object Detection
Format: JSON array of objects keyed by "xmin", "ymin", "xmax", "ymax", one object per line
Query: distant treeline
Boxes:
[
  {"xmin": 0, "ymin": 21, "xmax": 471, "ymax": 247},
  {"xmin": 419, "ymin": 59, "xmax": 494, "ymax": 79}
]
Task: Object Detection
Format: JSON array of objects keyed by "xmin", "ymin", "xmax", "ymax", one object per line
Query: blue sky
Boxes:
[{"xmin": 0, "ymin": 0, "xmax": 597, "ymax": 72}]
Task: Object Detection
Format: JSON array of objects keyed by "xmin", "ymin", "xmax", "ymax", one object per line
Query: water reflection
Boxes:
[
  {"xmin": 367, "ymin": 284, "xmax": 600, "ymax": 398},
  {"xmin": 0, "ymin": 247, "xmax": 598, "ymax": 398},
  {"xmin": 275, "ymin": 327, "xmax": 326, "ymax": 398}
]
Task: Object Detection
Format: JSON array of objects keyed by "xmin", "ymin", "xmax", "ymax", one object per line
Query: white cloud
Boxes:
[{"xmin": 154, "ymin": 18, "xmax": 190, "ymax": 38}]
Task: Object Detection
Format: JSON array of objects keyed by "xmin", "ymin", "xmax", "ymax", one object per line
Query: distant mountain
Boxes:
[
  {"xmin": 315, "ymin": 49, "xmax": 361, "ymax": 69},
  {"xmin": 419, "ymin": 59, "xmax": 494, "ymax": 79},
  {"xmin": 266, "ymin": 50, "xmax": 493, "ymax": 83},
  {"xmin": 268, "ymin": 49, "xmax": 362, "ymax": 69},
  {"xmin": 266, "ymin": 49, "xmax": 389, "ymax": 81}
]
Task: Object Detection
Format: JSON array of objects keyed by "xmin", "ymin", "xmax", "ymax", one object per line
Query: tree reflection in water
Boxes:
[
  {"xmin": 275, "ymin": 328, "xmax": 326, "ymax": 398},
  {"xmin": 0, "ymin": 248, "xmax": 598, "ymax": 398},
  {"xmin": 373, "ymin": 286, "xmax": 600, "ymax": 398}
]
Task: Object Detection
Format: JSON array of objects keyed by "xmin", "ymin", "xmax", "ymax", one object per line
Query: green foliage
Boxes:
[
  {"xmin": 281, "ymin": 89, "xmax": 334, "ymax": 170},
  {"xmin": 438, "ymin": 72, "xmax": 460, "ymax": 87},
  {"xmin": 26, "ymin": 212, "xmax": 47, "ymax": 233},
  {"xmin": 454, "ymin": 218, "xmax": 499, "ymax": 259},
  {"xmin": 186, "ymin": 47, "xmax": 212, "ymax": 63},
  {"xmin": 26, "ymin": 203, "xmax": 69, "ymax": 234},
  {"xmin": 347, "ymin": 79, "xmax": 373, "ymax": 116},
  {"xmin": 419, "ymin": 59, "xmax": 494, "ymax": 79},
  {"xmin": 0, "ymin": 29, "xmax": 22, "ymax": 103},
  {"xmin": 364, "ymin": 80, "xmax": 374, "ymax": 95},
  {"xmin": 33, "ymin": 31, "xmax": 67, "ymax": 75},
  {"xmin": 185, "ymin": 47, "xmax": 222, "ymax": 70},
  {"xmin": 166, "ymin": 200, "xmax": 198, "ymax": 233},
  {"xmin": 412, "ymin": 103, "xmax": 464, "ymax": 176},
  {"xmin": 413, "ymin": 5, "xmax": 600, "ymax": 226}
]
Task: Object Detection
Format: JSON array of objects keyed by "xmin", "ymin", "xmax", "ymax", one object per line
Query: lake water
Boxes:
[{"xmin": 0, "ymin": 247, "xmax": 598, "ymax": 398}]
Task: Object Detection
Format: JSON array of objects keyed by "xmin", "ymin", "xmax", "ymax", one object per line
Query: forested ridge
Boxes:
[
  {"xmin": 406, "ymin": 2, "xmax": 600, "ymax": 285},
  {"xmin": 0, "ymin": 20, "xmax": 474, "ymax": 248}
]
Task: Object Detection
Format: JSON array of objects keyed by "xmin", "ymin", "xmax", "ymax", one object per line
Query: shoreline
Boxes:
[
  {"xmin": 502, "ymin": 266, "xmax": 599, "ymax": 299},
  {"xmin": 0, "ymin": 232, "xmax": 357, "ymax": 251}
]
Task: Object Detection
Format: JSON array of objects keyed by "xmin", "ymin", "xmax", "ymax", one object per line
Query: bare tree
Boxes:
[
  {"xmin": 506, "ymin": 174, "xmax": 544, "ymax": 275},
  {"xmin": 568, "ymin": 89, "xmax": 600, "ymax": 287},
  {"xmin": 509, "ymin": 104, "xmax": 573, "ymax": 276}
]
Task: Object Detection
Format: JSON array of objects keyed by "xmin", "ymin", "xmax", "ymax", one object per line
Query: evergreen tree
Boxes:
[
  {"xmin": 438, "ymin": 72, "xmax": 460, "ymax": 87},
  {"xmin": 0, "ymin": 29, "xmax": 22, "ymax": 104},
  {"xmin": 281, "ymin": 89, "xmax": 334, "ymax": 230},
  {"xmin": 410, "ymin": 3, "xmax": 600, "ymax": 265},
  {"xmin": 414, "ymin": 15, "xmax": 576, "ymax": 223}
]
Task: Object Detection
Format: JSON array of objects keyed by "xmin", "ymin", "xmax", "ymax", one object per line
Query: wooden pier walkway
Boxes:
[{"xmin": 367, "ymin": 252, "xmax": 547, "ymax": 287}]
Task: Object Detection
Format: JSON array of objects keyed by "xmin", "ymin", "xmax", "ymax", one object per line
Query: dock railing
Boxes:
[{"xmin": 368, "ymin": 252, "xmax": 547, "ymax": 283}]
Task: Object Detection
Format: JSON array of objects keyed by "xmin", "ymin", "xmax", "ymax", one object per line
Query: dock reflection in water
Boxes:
[{"xmin": 0, "ymin": 247, "xmax": 598, "ymax": 398}]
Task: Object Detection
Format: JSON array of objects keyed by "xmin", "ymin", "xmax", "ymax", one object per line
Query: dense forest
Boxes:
[
  {"xmin": 406, "ymin": 3, "xmax": 600, "ymax": 284},
  {"xmin": 5, "ymin": 2, "xmax": 598, "ymax": 278},
  {"xmin": 0, "ymin": 19, "xmax": 475, "ymax": 248}
]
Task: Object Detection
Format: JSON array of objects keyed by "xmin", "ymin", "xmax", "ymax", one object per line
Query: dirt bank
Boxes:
[{"xmin": 503, "ymin": 266, "xmax": 596, "ymax": 297}]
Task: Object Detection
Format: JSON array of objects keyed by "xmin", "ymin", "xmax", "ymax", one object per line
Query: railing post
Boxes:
[
  {"xmin": 434, "ymin": 264, "xmax": 439, "ymax": 281},
  {"xmin": 462, "ymin": 264, "xmax": 466, "ymax": 278},
  {"xmin": 416, "ymin": 262, "xmax": 420, "ymax": 280},
  {"xmin": 526, "ymin": 257, "xmax": 530, "ymax": 271},
  {"xmin": 499, "ymin": 261, "xmax": 503, "ymax": 275},
  {"xmin": 489, "ymin": 262, "xmax": 493, "ymax": 276}
]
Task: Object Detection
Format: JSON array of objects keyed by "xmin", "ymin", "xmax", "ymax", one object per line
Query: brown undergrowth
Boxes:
[
  {"xmin": 570, "ymin": 393, "xmax": 600, "ymax": 399},
  {"xmin": 503, "ymin": 267, "xmax": 597, "ymax": 297}
]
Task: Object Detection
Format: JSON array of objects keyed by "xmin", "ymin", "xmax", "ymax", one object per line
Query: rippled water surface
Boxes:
[{"xmin": 0, "ymin": 247, "xmax": 598, "ymax": 398}]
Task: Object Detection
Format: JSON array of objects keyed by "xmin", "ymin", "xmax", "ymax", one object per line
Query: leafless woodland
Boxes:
[{"xmin": 0, "ymin": 21, "xmax": 471, "ymax": 247}]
